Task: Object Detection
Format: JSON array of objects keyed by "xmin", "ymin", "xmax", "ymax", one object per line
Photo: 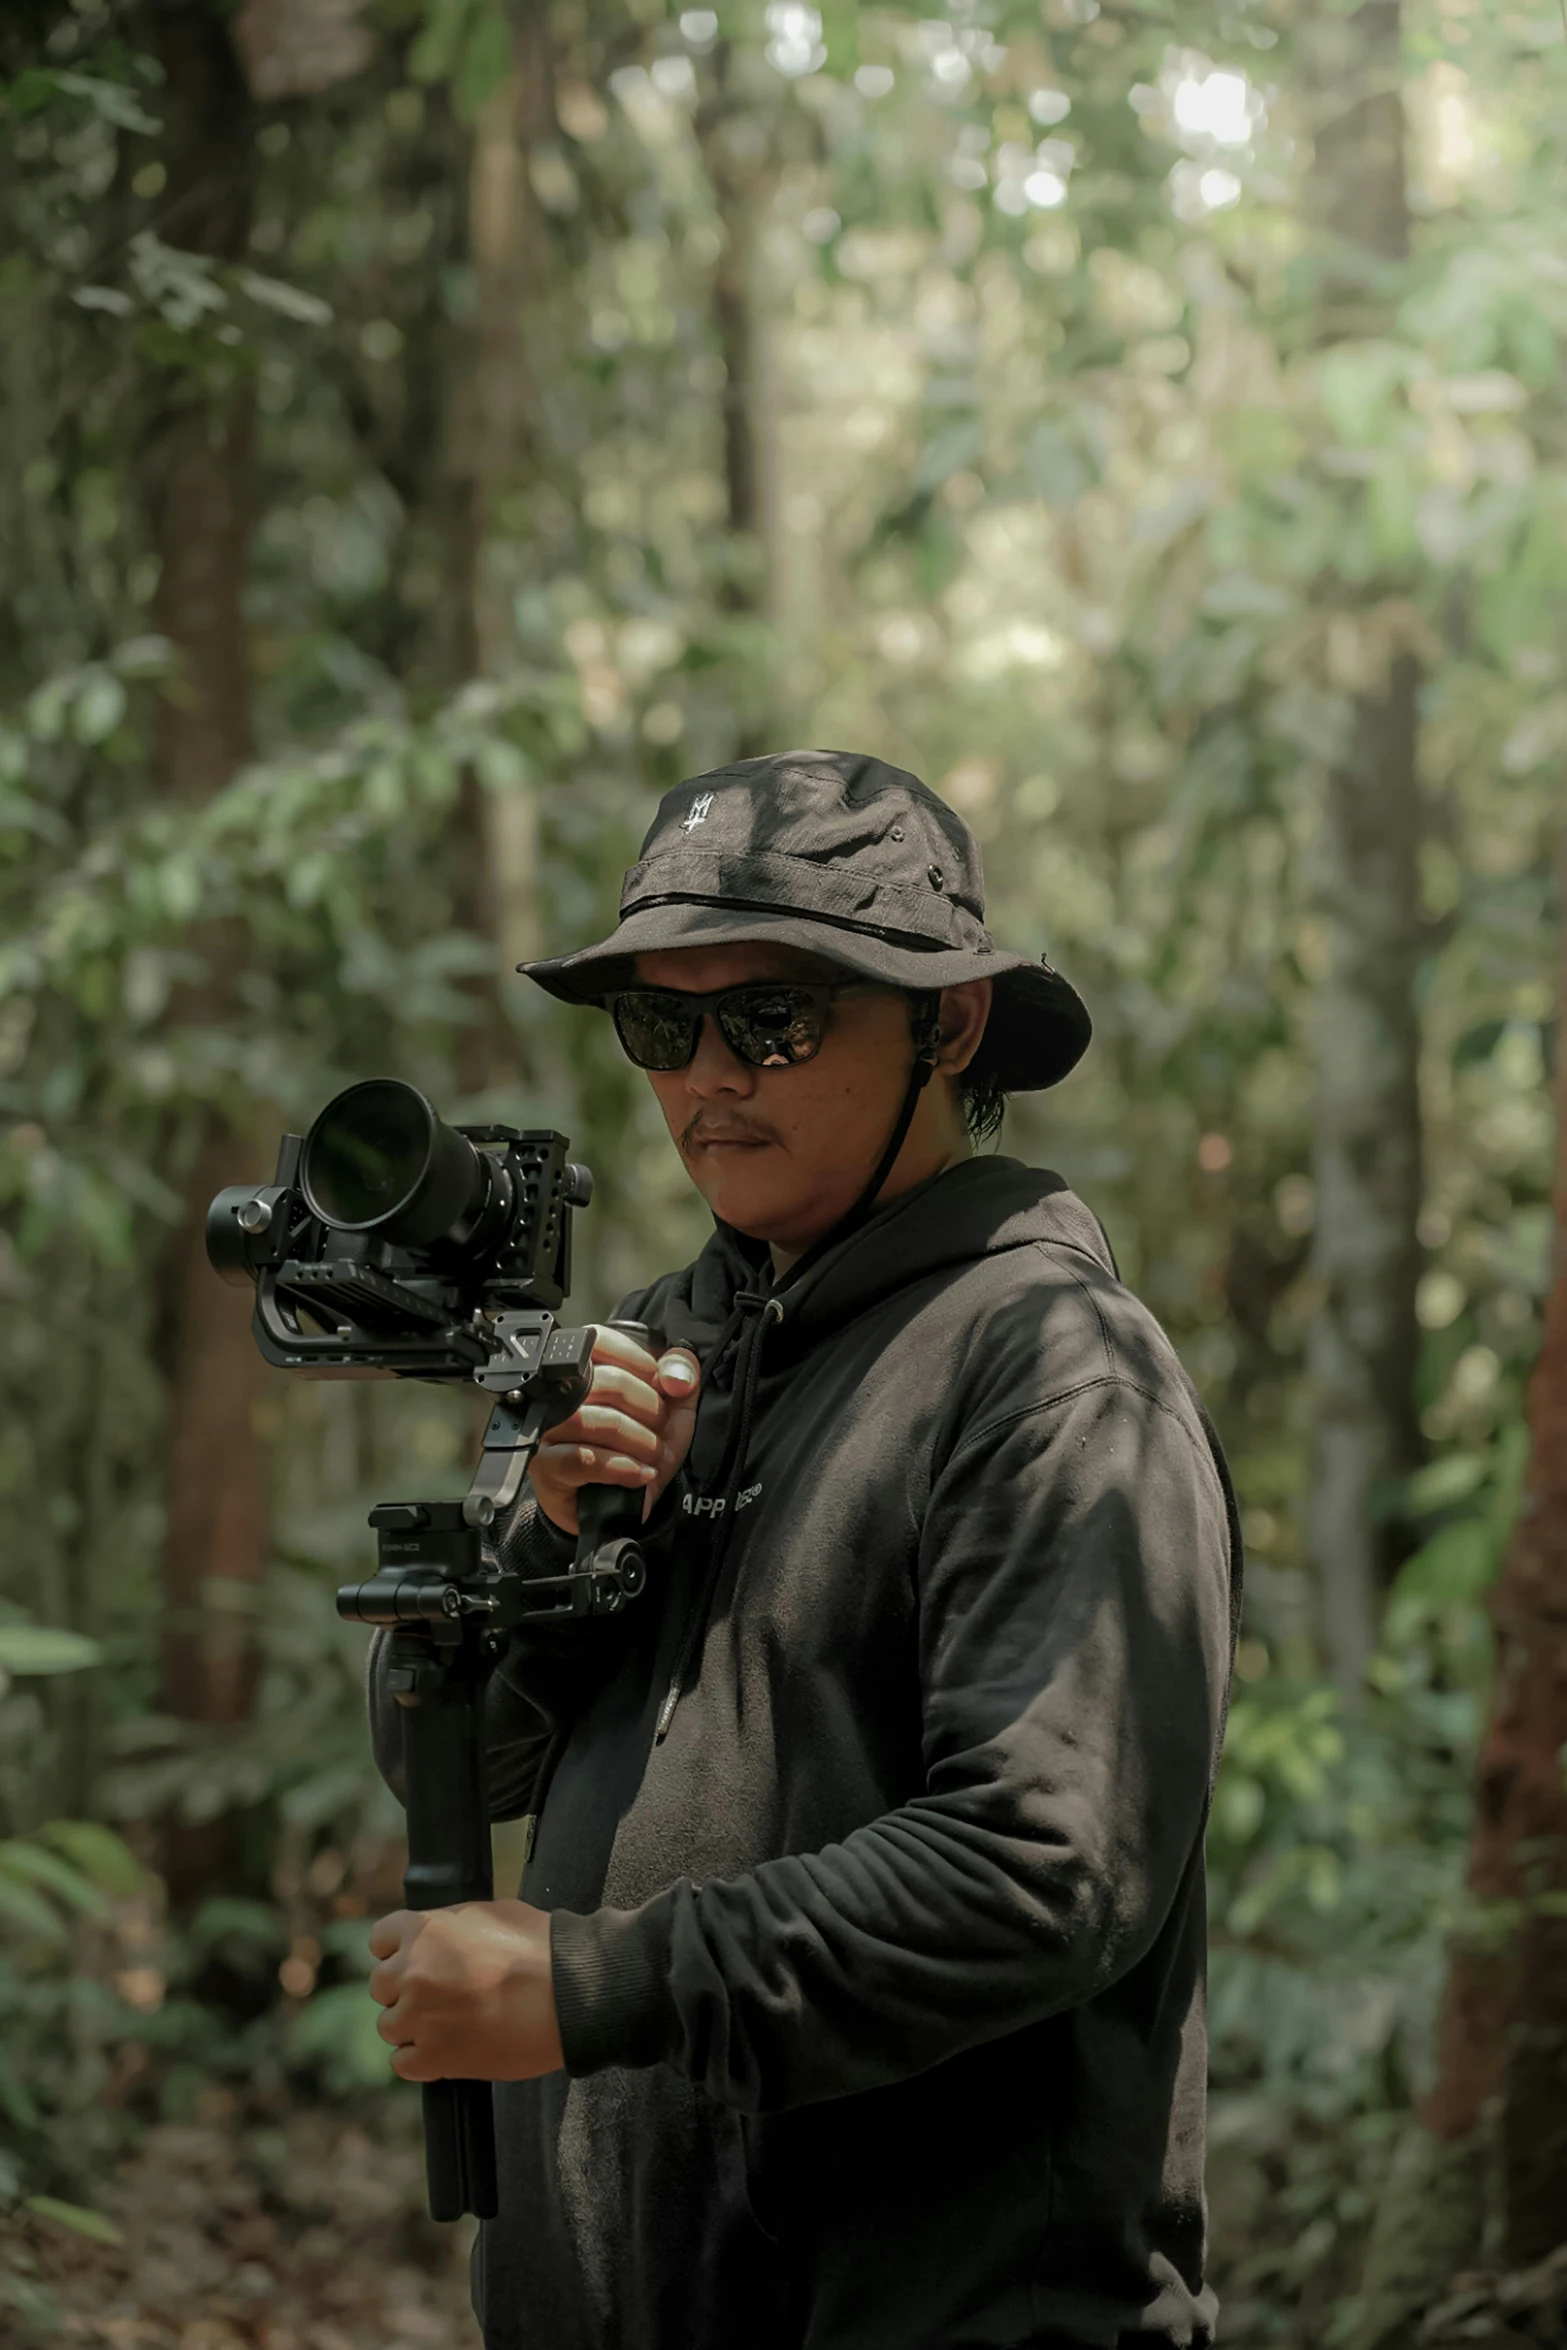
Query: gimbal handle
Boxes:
[{"xmin": 345, "ymin": 1315, "xmax": 663, "ymax": 2222}]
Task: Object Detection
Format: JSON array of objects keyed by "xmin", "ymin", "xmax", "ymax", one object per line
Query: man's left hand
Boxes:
[{"xmin": 367, "ymin": 1900, "xmax": 564, "ymax": 2083}]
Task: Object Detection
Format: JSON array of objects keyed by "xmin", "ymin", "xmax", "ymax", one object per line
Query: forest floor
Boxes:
[
  {"xmin": 5, "ymin": 2105, "xmax": 480, "ymax": 2350},
  {"xmin": 13, "ymin": 2098, "xmax": 1567, "ymax": 2350}
]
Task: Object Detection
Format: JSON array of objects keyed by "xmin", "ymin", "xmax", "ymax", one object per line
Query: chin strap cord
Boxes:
[
  {"xmin": 654, "ymin": 995, "xmax": 943, "ymax": 1743},
  {"xmin": 655, "ymin": 1288, "xmax": 782, "ymax": 1743},
  {"xmin": 772, "ymin": 992, "xmax": 942, "ymax": 1299}
]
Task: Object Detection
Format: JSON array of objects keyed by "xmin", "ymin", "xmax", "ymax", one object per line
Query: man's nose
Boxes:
[{"xmin": 682, "ymin": 1013, "xmax": 755, "ymax": 1097}]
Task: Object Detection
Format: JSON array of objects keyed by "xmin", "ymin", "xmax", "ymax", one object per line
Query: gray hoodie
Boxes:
[{"xmin": 369, "ymin": 1157, "xmax": 1240, "ymax": 2350}]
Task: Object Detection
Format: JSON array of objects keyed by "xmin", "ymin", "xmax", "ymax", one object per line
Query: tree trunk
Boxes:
[
  {"xmin": 450, "ymin": 3, "xmax": 559, "ymax": 1100},
  {"xmin": 1429, "ymin": 835, "xmax": 1567, "ymax": 2256},
  {"xmin": 1303, "ymin": 0, "xmax": 1425, "ymax": 1694},
  {"xmin": 1352, "ymin": 841, "xmax": 1567, "ymax": 2337},
  {"xmin": 696, "ymin": 47, "xmax": 774, "ymax": 755},
  {"xmin": 144, "ymin": 5, "xmax": 270, "ymax": 1907}
]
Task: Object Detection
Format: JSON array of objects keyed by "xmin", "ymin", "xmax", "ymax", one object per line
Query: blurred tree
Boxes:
[
  {"xmin": 143, "ymin": 0, "xmax": 273, "ymax": 1906},
  {"xmin": 1301, "ymin": 0, "xmax": 1425, "ymax": 1696},
  {"xmin": 695, "ymin": 39, "xmax": 770, "ymax": 664},
  {"xmin": 1428, "ymin": 835, "xmax": 1567, "ymax": 2248},
  {"xmin": 452, "ymin": 2, "xmax": 559, "ymax": 1080},
  {"xmin": 1353, "ymin": 833, "xmax": 1566, "ymax": 2333}
]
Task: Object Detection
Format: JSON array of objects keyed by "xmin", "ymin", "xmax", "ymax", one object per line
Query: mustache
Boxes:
[{"xmin": 679, "ymin": 1111, "xmax": 780, "ymax": 1156}]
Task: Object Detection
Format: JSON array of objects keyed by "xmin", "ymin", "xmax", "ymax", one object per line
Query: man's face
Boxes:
[{"xmin": 632, "ymin": 942, "xmax": 922, "ymax": 1254}]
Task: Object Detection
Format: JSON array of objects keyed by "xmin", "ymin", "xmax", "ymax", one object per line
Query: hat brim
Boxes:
[{"xmin": 521, "ymin": 904, "xmax": 1090, "ymax": 1091}]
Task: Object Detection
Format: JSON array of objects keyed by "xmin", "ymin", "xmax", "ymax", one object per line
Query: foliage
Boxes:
[{"xmin": 0, "ymin": 1, "xmax": 1560, "ymax": 2341}]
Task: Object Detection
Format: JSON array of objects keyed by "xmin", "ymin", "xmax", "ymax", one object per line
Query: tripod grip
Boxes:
[{"xmin": 423, "ymin": 2077, "xmax": 498, "ymax": 2222}]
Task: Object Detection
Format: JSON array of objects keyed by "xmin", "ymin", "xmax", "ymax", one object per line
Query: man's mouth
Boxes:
[{"xmin": 681, "ymin": 1121, "xmax": 776, "ymax": 1156}]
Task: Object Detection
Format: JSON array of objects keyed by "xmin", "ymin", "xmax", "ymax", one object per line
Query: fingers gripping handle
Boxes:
[{"xmin": 571, "ymin": 1320, "xmax": 665, "ymax": 1605}]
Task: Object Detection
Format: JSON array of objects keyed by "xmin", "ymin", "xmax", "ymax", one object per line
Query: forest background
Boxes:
[{"xmin": 1, "ymin": 0, "xmax": 1565, "ymax": 2344}]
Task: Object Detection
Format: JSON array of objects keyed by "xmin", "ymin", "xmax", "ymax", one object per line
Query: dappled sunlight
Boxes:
[{"xmin": 0, "ymin": 0, "xmax": 1562, "ymax": 2342}]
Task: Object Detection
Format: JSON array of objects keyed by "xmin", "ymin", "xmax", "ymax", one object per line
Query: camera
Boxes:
[{"xmin": 206, "ymin": 1077, "xmax": 594, "ymax": 1378}]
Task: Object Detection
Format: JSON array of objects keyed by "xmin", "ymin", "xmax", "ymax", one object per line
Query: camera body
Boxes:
[{"xmin": 207, "ymin": 1080, "xmax": 593, "ymax": 1379}]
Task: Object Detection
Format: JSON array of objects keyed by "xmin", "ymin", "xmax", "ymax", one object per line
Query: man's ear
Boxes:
[{"xmin": 938, "ymin": 980, "xmax": 992, "ymax": 1076}]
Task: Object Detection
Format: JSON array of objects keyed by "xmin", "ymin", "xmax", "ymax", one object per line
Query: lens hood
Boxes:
[{"xmin": 300, "ymin": 1079, "xmax": 493, "ymax": 1249}]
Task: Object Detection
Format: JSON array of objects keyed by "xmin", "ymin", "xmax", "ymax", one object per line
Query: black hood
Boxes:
[{"xmin": 654, "ymin": 1156, "xmax": 1119, "ymax": 1373}]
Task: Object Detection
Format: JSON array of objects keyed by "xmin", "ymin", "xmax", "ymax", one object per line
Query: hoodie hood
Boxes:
[{"xmin": 652, "ymin": 1156, "xmax": 1119, "ymax": 1372}]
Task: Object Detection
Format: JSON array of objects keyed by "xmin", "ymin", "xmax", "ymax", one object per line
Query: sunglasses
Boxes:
[{"xmin": 606, "ymin": 980, "xmax": 889, "ymax": 1073}]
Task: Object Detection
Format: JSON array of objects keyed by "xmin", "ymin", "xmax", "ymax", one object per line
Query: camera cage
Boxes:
[{"xmin": 209, "ymin": 1121, "xmax": 590, "ymax": 1378}]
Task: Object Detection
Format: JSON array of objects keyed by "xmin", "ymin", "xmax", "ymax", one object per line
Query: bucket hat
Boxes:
[{"xmin": 520, "ymin": 749, "xmax": 1091, "ymax": 1091}]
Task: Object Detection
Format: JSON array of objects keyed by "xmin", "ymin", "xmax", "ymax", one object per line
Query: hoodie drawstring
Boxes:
[{"xmin": 654, "ymin": 1288, "xmax": 783, "ymax": 1743}]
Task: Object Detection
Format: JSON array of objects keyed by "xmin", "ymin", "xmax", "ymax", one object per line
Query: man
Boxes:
[{"xmin": 367, "ymin": 749, "xmax": 1240, "ymax": 2350}]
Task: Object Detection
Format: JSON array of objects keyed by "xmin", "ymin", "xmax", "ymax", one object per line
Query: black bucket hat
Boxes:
[{"xmin": 521, "ymin": 749, "xmax": 1091, "ymax": 1091}]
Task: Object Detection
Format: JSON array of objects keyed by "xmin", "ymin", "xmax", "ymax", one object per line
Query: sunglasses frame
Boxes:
[{"xmin": 605, "ymin": 979, "xmax": 891, "ymax": 1073}]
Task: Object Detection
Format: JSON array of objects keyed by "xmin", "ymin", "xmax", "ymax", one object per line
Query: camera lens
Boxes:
[
  {"xmin": 301, "ymin": 1080, "xmax": 491, "ymax": 1247},
  {"xmin": 303, "ymin": 1080, "xmax": 433, "ymax": 1228}
]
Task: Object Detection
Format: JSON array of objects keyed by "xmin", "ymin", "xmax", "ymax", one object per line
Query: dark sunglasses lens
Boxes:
[
  {"xmin": 719, "ymin": 987, "xmax": 824, "ymax": 1069},
  {"xmin": 613, "ymin": 993, "xmax": 699, "ymax": 1071}
]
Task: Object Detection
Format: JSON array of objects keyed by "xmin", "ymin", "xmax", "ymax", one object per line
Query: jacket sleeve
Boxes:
[{"xmin": 548, "ymin": 1371, "xmax": 1237, "ymax": 2110}]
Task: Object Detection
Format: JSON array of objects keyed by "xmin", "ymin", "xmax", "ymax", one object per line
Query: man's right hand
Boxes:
[{"xmin": 529, "ymin": 1324, "xmax": 702, "ymax": 1537}]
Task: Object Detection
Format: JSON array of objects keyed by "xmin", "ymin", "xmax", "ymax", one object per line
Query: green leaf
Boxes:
[
  {"xmin": 1405, "ymin": 1454, "xmax": 1486, "ymax": 1514},
  {"xmin": 0, "ymin": 1877, "xmax": 67, "ymax": 1940},
  {"xmin": 1316, "ymin": 341, "xmax": 1409, "ymax": 445},
  {"xmin": 238, "ymin": 271, "xmax": 333, "ymax": 328},
  {"xmin": 474, "ymin": 735, "xmax": 529, "ymax": 792},
  {"xmin": 0, "ymin": 2272, "xmax": 60, "ymax": 2329},
  {"xmin": 1213, "ymin": 1772, "xmax": 1265, "ymax": 1843},
  {"xmin": 110, "ymin": 633, "xmax": 173, "ymax": 678},
  {"xmin": 0, "ymin": 2046, "xmax": 40, "ymax": 2130},
  {"xmin": 1024, "ymin": 421, "xmax": 1095, "ymax": 509},
  {"xmin": 73, "ymin": 284, "xmax": 135, "ymax": 318},
  {"xmin": 36, "ymin": 1820, "xmax": 145, "ymax": 1896},
  {"xmin": 72, "ymin": 671, "xmax": 126, "ymax": 745},
  {"xmin": 0, "ymin": 1840, "xmax": 106, "ymax": 1916},
  {"xmin": 913, "ymin": 419, "xmax": 983, "ymax": 498},
  {"xmin": 24, "ymin": 2196, "xmax": 125, "ymax": 2248},
  {"xmin": 0, "ymin": 1624, "xmax": 101, "ymax": 1675},
  {"xmin": 53, "ymin": 70, "xmax": 160, "ymax": 135},
  {"xmin": 410, "ymin": 0, "xmax": 477, "ymax": 86},
  {"xmin": 158, "ymin": 855, "xmax": 202, "ymax": 921},
  {"xmin": 25, "ymin": 674, "xmax": 75, "ymax": 742},
  {"xmin": 456, "ymin": 2, "xmax": 512, "ymax": 121},
  {"xmin": 1395, "ymin": 1517, "xmax": 1499, "ymax": 1606},
  {"xmin": 819, "ymin": 0, "xmax": 860, "ymax": 73},
  {"xmin": 288, "ymin": 1980, "xmax": 394, "ymax": 2092},
  {"xmin": 188, "ymin": 1897, "xmax": 286, "ymax": 1957}
]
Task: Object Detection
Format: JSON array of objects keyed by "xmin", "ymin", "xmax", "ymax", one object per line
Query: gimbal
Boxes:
[
  {"xmin": 335, "ymin": 1310, "xmax": 657, "ymax": 2222},
  {"xmin": 209, "ymin": 1082, "xmax": 655, "ymax": 2221}
]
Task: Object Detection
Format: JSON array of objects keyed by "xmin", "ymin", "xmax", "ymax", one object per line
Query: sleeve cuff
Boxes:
[
  {"xmin": 489, "ymin": 1493, "xmax": 576, "ymax": 1582},
  {"xmin": 551, "ymin": 1896, "xmax": 679, "ymax": 2076}
]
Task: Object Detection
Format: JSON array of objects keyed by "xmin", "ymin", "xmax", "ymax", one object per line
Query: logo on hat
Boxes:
[{"xmin": 681, "ymin": 792, "xmax": 715, "ymax": 833}]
